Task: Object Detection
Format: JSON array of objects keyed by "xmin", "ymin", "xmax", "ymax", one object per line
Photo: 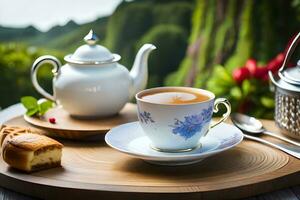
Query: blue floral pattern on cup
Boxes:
[
  {"xmin": 169, "ymin": 106, "xmax": 213, "ymax": 140},
  {"xmin": 139, "ymin": 111, "xmax": 155, "ymax": 124}
]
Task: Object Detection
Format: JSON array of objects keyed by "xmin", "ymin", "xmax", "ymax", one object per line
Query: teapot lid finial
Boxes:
[
  {"xmin": 84, "ymin": 29, "xmax": 98, "ymax": 45},
  {"xmin": 64, "ymin": 30, "xmax": 121, "ymax": 65}
]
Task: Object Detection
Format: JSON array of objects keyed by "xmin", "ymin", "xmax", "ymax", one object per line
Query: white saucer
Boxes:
[{"xmin": 105, "ymin": 122, "xmax": 243, "ymax": 166}]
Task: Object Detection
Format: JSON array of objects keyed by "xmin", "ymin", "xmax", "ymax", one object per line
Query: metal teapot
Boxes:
[
  {"xmin": 269, "ymin": 32, "xmax": 300, "ymax": 139},
  {"xmin": 31, "ymin": 30, "xmax": 156, "ymax": 117}
]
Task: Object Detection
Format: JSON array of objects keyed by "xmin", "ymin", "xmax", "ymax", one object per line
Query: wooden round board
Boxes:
[
  {"xmin": 0, "ymin": 119, "xmax": 300, "ymax": 200},
  {"xmin": 19, "ymin": 103, "xmax": 137, "ymax": 139}
]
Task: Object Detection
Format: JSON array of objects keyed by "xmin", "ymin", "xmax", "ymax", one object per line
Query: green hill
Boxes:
[
  {"xmin": 0, "ymin": 25, "xmax": 40, "ymax": 41},
  {"xmin": 0, "ymin": 17, "xmax": 108, "ymax": 52},
  {"xmin": 28, "ymin": 17, "xmax": 108, "ymax": 51}
]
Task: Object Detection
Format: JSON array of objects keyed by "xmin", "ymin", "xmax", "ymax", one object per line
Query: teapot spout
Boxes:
[{"xmin": 129, "ymin": 44, "xmax": 156, "ymax": 99}]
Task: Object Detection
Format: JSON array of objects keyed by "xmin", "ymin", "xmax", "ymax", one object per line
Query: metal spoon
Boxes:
[
  {"xmin": 242, "ymin": 133, "xmax": 300, "ymax": 159},
  {"xmin": 231, "ymin": 113, "xmax": 300, "ymax": 147}
]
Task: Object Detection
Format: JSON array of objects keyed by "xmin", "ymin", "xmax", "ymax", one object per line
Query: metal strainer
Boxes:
[{"xmin": 269, "ymin": 32, "xmax": 300, "ymax": 140}]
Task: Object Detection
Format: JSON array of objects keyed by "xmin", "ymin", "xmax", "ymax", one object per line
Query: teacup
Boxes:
[{"xmin": 135, "ymin": 87, "xmax": 231, "ymax": 152}]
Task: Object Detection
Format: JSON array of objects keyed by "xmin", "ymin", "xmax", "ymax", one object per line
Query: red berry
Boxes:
[
  {"xmin": 245, "ymin": 59, "xmax": 257, "ymax": 76},
  {"xmin": 49, "ymin": 118, "xmax": 56, "ymax": 124},
  {"xmin": 253, "ymin": 67, "xmax": 268, "ymax": 79},
  {"xmin": 275, "ymin": 53, "xmax": 285, "ymax": 64},
  {"xmin": 261, "ymin": 73, "xmax": 269, "ymax": 82},
  {"xmin": 267, "ymin": 53, "xmax": 285, "ymax": 73},
  {"xmin": 232, "ymin": 67, "xmax": 250, "ymax": 84},
  {"xmin": 267, "ymin": 59, "xmax": 278, "ymax": 72}
]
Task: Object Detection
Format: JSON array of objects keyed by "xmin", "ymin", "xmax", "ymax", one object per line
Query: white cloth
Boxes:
[{"xmin": 0, "ymin": 104, "xmax": 25, "ymax": 124}]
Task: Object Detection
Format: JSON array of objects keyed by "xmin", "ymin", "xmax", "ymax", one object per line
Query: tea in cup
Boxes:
[{"xmin": 135, "ymin": 87, "xmax": 231, "ymax": 152}]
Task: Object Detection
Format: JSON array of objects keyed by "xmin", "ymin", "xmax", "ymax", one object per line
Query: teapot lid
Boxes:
[
  {"xmin": 269, "ymin": 32, "xmax": 300, "ymax": 93},
  {"xmin": 271, "ymin": 67, "xmax": 300, "ymax": 93},
  {"xmin": 64, "ymin": 30, "xmax": 121, "ymax": 65},
  {"xmin": 279, "ymin": 60, "xmax": 300, "ymax": 85}
]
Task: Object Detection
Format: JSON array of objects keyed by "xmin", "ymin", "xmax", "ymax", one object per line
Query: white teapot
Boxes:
[{"xmin": 31, "ymin": 30, "xmax": 156, "ymax": 117}]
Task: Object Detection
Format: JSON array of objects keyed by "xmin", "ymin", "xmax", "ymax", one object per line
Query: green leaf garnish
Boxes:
[
  {"xmin": 39, "ymin": 100, "xmax": 54, "ymax": 115},
  {"xmin": 21, "ymin": 96, "xmax": 38, "ymax": 110},
  {"xmin": 21, "ymin": 96, "xmax": 54, "ymax": 117},
  {"xmin": 26, "ymin": 107, "xmax": 39, "ymax": 116}
]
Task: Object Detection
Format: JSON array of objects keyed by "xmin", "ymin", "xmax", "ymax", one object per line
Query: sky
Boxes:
[{"xmin": 0, "ymin": 0, "xmax": 122, "ymax": 31}]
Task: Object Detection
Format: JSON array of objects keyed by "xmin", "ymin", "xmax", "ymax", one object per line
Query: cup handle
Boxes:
[
  {"xmin": 31, "ymin": 55, "xmax": 61, "ymax": 101},
  {"xmin": 204, "ymin": 98, "xmax": 231, "ymax": 136}
]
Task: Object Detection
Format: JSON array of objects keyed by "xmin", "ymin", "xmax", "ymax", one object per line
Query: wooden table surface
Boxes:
[{"xmin": 0, "ymin": 104, "xmax": 300, "ymax": 200}]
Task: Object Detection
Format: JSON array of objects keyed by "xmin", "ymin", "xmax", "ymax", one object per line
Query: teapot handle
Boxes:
[
  {"xmin": 279, "ymin": 32, "xmax": 300, "ymax": 73},
  {"xmin": 31, "ymin": 55, "xmax": 61, "ymax": 101}
]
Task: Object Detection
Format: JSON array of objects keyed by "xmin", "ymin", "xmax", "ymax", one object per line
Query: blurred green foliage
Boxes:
[
  {"xmin": 168, "ymin": 0, "xmax": 299, "ymax": 87},
  {"xmin": 105, "ymin": 0, "xmax": 193, "ymax": 87},
  {"xmin": 0, "ymin": 43, "xmax": 63, "ymax": 108},
  {"xmin": 105, "ymin": 1, "xmax": 154, "ymax": 67},
  {"xmin": 138, "ymin": 24, "xmax": 188, "ymax": 87},
  {"xmin": 166, "ymin": 0, "xmax": 300, "ymax": 118},
  {"xmin": 152, "ymin": 2, "xmax": 192, "ymax": 34},
  {"xmin": 206, "ymin": 65, "xmax": 275, "ymax": 118}
]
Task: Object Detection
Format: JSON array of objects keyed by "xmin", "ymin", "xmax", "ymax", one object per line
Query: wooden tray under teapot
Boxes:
[{"xmin": 5, "ymin": 103, "xmax": 137, "ymax": 140}]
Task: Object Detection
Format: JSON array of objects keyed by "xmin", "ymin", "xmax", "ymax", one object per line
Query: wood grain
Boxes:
[
  {"xmin": 0, "ymin": 118, "xmax": 300, "ymax": 199},
  {"xmin": 9, "ymin": 103, "xmax": 137, "ymax": 139}
]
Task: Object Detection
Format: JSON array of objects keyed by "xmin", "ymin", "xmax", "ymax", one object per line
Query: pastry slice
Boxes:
[
  {"xmin": 0, "ymin": 125, "xmax": 31, "ymax": 146},
  {"xmin": 2, "ymin": 132, "xmax": 63, "ymax": 172}
]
